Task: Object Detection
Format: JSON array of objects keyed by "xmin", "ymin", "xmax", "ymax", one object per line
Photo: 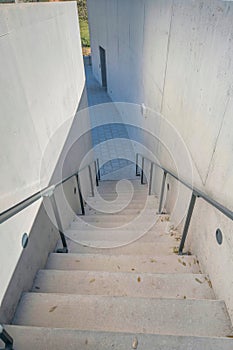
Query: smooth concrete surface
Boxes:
[
  {"xmin": 0, "ymin": 201, "xmax": 59, "ymax": 323},
  {"xmin": 0, "ymin": 2, "xmax": 84, "ymax": 211},
  {"xmin": 32, "ymin": 270, "xmax": 215, "ymax": 299},
  {"xmin": 0, "ymin": 2, "xmax": 91, "ymax": 322},
  {"xmin": 57, "ymin": 240, "xmax": 179, "ymax": 255},
  {"xmin": 4, "ymin": 326, "xmax": 233, "ymax": 350},
  {"xmin": 0, "ymin": 201, "xmax": 42, "ymax": 315},
  {"xmin": 13, "ymin": 293, "xmax": 233, "ymax": 337},
  {"xmin": 46, "ymin": 253, "xmax": 201, "ymax": 274},
  {"xmin": 87, "ymin": 0, "xmax": 233, "ymax": 322}
]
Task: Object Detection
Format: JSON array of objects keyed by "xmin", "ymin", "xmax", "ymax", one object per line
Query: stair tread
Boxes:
[
  {"xmin": 75, "ymin": 214, "xmax": 166, "ymax": 223},
  {"xmin": 85, "ymin": 197, "xmax": 158, "ymax": 210},
  {"xmin": 85, "ymin": 208, "xmax": 157, "ymax": 215},
  {"xmin": 13, "ymin": 293, "xmax": 233, "ymax": 337},
  {"xmin": 64, "ymin": 223, "xmax": 174, "ymax": 242},
  {"xmin": 32, "ymin": 270, "xmax": 215, "ymax": 299},
  {"xmin": 5, "ymin": 326, "xmax": 233, "ymax": 350},
  {"xmin": 62, "ymin": 242, "xmax": 186, "ymax": 254},
  {"xmin": 46, "ymin": 253, "xmax": 202, "ymax": 274},
  {"xmin": 70, "ymin": 215, "xmax": 168, "ymax": 228},
  {"xmin": 60, "ymin": 234, "xmax": 182, "ymax": 254}
]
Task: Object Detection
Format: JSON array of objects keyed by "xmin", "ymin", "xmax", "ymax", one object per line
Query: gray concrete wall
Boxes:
[
  {"xmin": 88, "ymin": 0, "xmax": 233, "ymax": 322},
  {"xmin": 0, "ymin": 2, "xmax": 92, "ymax": 322}
]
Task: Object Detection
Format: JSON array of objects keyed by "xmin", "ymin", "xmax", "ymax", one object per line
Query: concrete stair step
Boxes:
[
  {"xmin": 85, "ymin": 207, "xmax": 157, "ymax": 216},
  {"xmin": 67, "ymin": 218, "xmax": 171, "ymax": 236},
  {"xmin": 69, "ymin": 219, "xmax": 168, "ymax": 229},
  {"xmin": 94, "ymin": 188, "xmax": 147, "ymax": 195},
  {"xmin": 97, "ymin": 180, "xmax": 145, "ymax": 189},
  {"xmin": 46, "ymin": 253, "xmax": 202, "ymax": 274},
  {"xmin": 61, "ymin": 231, "xmax": 180, "ymax": 252},
  {"xmin": 86, "ymin": 194, "xmax": 157, "ymax": 202},
  {"xmin": 85, "ymin": 200, "xmax": 157, "ymax": 210},
  {"xmin": 76, "ymin": 214, "xmax": 170, "ymax": 226},
  {"xmin": 13, "ymin": 294, "xmax": 233, "ymax": 337},
  {"xmin": 95, "ymin": 182, "xmax": 147, "ymax": 193},
  {"xmin": 63, "ymin": 241, "xmax": 180, "ymax": 254},
  {"xmin": 64, "ymin": 225, "xmax": 174, "ymax": 243},
  {"xmin": 6, "ymin": 326, "xmax": 233, "ymax": 350},
  {"xmin": 92, "ymin": 192, "xmax": 148, "ymax": 200},
  {"xmin": 32, "ymin": 270, "xmax": 215, "ymax": 299}
]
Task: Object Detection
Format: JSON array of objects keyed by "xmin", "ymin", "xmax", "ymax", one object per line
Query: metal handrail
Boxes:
[
  {"xmin": 136, "ymin": 153, "xmax": 233, "ymax": 254},
  {"xmin": 0, "ymin": 324, "xmax": 13, "ymax": 349},
  {"xmin": 0, "ymin": 159, "xmax": 99, "ymax": 226},
  {"xmin": 0, "ymin": 158, "xmax": 100, "ymax": 253}
]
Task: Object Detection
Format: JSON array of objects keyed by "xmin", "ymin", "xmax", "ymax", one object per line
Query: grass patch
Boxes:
[{"xmin": 79, "ymin": 19, "xmax": 90, "ymax": 47}]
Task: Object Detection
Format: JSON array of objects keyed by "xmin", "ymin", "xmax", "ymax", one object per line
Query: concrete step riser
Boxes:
[
  {"xmin": 64, "ymin": 228, "xmax": 174, "ymax": 243},
  {"xmin": 13, "ymin": 294, "xmax": 232, "ymax": 337},
  {"xmin": 75, "ymin": 214, "xmax": 169, "ymax": 223},
  {"xmin": 69, "ymin": 221, "xmax": 167, "ymax": 229},
  {"xmin": 85, "ymin": 202, "xmax": 157, "ymax": 210},
  {"xmin": 46, "ymin": 253, "xmax": 202, "ymax": 274},
  {"xmin": 85, "ymin": 208, "xmax": 158, "ymax": 216},
  {"xmin": 5, "ymin": 326, "xmax": 233, "ymax": 350},
  {"xmin": 65, "ymin": 243, "xmax": 178, "ymax": 255},
  {"xmin": 32, "ymin": 270, "xmax": 215, "ymax": 299}
]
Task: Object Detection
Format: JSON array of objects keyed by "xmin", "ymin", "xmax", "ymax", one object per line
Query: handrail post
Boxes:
[
  {"xmin": 148, "ymin": 162, "xmax": 154, "ymax": 195},
  {"xmin": 136, "ymin": 153, "xmax": 140, "ymax": 176},
  {"xmin": 96, "ymin": 158, "xmax": 101, "ymax": 181},
  {"xmin": 158, "ymin": 171, "xmax": 167, "ymax": 213},
  {"xmin": 76, "ymin": 174, "xmax": 85, "ymax": 215},
  {"xmin": 141, "ymin": 157, "xmax": 145, "ymax": 185},
  {"xmin": 178, "ymin": 192, "xmax": 197, "ymax": 255},
  {"xmin": 94, "ymin": 161, "xmax": 99, "ymax": 187},
  {"xmin": 43, "ymin": 188, "xmax": 68, "ymax": 253},
  {"xmin": 88, "ymin": 165, "xmax": 94, "ymax": 197},
  {"xmin": 50, "ymin": 193, "xmax": 68, "ymax": 253},
  {"xmin": 0, "ymin": 324, "xmax": 13, "ymax": 350}
]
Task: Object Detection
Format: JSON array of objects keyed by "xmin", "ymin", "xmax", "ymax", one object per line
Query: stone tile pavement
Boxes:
[{"xmin": 84, "ymin": 59, "xmax": 137, "ymax": 180}]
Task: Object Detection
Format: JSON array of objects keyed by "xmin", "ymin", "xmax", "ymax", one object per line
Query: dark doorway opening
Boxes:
[{"xmin": 99, "ymin": 46, "xmax": 107, "ymax": 88}]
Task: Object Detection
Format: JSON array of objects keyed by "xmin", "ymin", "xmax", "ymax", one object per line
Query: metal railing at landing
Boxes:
[
  {"xmin": 136, "ymin": 153, "xmax": 233, "ymax": 255},
  {"xmin": 0, "ymin": 158, "xmax": 101, "ymax": 254}
]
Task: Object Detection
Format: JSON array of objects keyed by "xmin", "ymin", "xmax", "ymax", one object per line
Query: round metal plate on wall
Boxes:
[
  {"xmin": 216, "ymin": 228, "xmax": 223, "ymax": 245},
  {"xmin": 22, "ymin": 233, "xmax": 29, "ymax": 249}
]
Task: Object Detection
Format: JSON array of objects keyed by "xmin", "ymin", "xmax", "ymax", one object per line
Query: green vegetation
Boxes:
[
  {"xmin": 79, "ymin": 19, "xmax": 90, "ymax": 47},
  {"xmin": 77, "ymin": 0, "xmax": 90, "ymax": 47}
]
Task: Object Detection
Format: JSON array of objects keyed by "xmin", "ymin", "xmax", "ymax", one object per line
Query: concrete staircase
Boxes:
[{"xmin": 4, "ymin": 180, "xmax": 233, "ymax": 349}]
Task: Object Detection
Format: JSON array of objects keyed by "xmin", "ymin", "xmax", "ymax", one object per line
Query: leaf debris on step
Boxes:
[
  {"xmin": 178, "ymin": 258, "xmax": 186, "ymax": 266},
  {"xmin": 132, "ymin": 337, "xmax": 138, "ymax": 349},
  {"xmin": 89, "ymin": 278, "xmax": 95, "ymax": 283},
  {"xmin": 49, "ymin": 305, "xmax": 58, "ymax": 313},
  {"xmin": 137, "ymin": 276, "xmax": 141, "ymax": 283},
  {"xmin": 205, "ymin": 276, "xmax": 213, "ymax": 288},
  {"xmin": 195, "ymin": 278, "xmax": 203, "ymax": 284}
]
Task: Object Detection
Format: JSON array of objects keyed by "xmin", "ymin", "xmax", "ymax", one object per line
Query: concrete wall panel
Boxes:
[{"xmin": 0, "ymin": 2, "xmax": 91, "ymax": 321}]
